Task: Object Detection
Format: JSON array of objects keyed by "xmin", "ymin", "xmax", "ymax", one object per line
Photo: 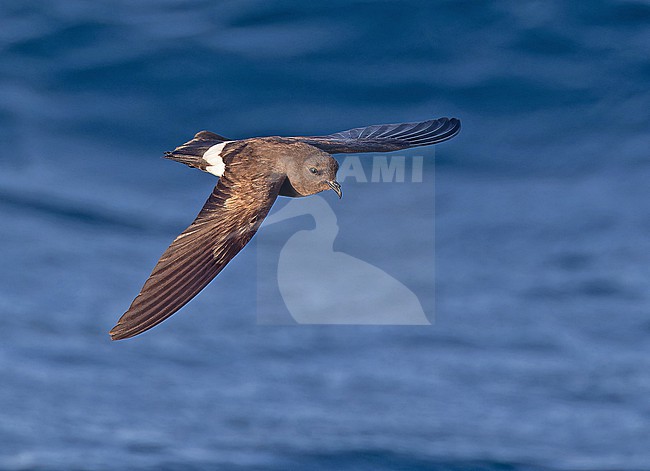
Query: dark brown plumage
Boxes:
[{"xmin": 109, "ymin": 117, "xmax": 460, "ymax": 340}]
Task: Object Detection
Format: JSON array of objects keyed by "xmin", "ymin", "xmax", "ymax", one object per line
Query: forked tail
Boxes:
[{"xmin": 164, "ymin": 130, "xmax": 231, "ymax": 172}]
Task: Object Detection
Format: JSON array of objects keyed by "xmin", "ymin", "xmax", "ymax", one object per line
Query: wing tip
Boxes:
[
  {"xmin": 109, "ymin": 307, "xmax": 162, "ymax": 340},
  {"xmin": 442, "ymin": 116, "xmax": 461, "ymax": 140},
  {"xmin": 108, "ymin": 323, "xmax": 130, "ymax": 341},
  {"xmin": 109, "ymin": 331, "xmax": 123, "ymax": 341},
  {"xmin": 423, "ymin": 116, "xmax": 461, "ymax": 145},
  {"xmin": 109, "ymin": 311, "xmax": 144, "ymax": 341}
]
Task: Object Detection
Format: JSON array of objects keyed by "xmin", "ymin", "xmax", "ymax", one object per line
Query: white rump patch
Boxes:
[{"xmin": 204, "ymin": 141, "xmax": 231, "ymax": 177}]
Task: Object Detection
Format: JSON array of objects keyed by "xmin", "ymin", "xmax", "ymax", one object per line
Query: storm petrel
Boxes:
[{"xmin": 109, "ymin": 117, "xmax": 461, "ymax": 340}]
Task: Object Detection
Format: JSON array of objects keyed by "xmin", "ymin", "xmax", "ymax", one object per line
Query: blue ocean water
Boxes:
[{"xmin": 1, "ymin": 0, "xmax": 650, "ymax": 469}]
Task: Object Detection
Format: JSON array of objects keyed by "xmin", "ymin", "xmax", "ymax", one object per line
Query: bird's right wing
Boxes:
[
  {"xmin": 110, "ymin": 162, "xmax": 283, "ymax": 340},
  {"xmin": 290, "ymin": 117, "xmax": 460, "ymax": 154}
]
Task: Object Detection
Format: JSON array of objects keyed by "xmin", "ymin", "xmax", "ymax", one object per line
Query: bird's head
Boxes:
[{"xmin": 283, "ymin": 144, "xmax": 341, "ymax": 198}]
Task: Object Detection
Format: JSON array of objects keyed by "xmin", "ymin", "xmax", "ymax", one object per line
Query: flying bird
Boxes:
[{"xmin": 109, "ymin": 117, "xmax": 461, "ymax": 340}]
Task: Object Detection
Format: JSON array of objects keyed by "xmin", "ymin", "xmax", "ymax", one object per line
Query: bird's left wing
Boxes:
[
  {"xmin": 289, "ymin": 117, "xmax": 460, "ymax": 154},
  {"xmin": 110, "ymin": 165, "xmax": 284, "ymax": 340}
]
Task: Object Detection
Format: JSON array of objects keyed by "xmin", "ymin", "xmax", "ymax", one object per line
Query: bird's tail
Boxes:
[{"xmin": 164, "ymin": 130, "xmax": 231, "ymax": 171}]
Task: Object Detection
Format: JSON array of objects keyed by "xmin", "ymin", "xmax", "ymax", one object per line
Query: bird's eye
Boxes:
[{"xmin": 309, "ymin": 167, "xmax": 318, "ymax": 174}]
